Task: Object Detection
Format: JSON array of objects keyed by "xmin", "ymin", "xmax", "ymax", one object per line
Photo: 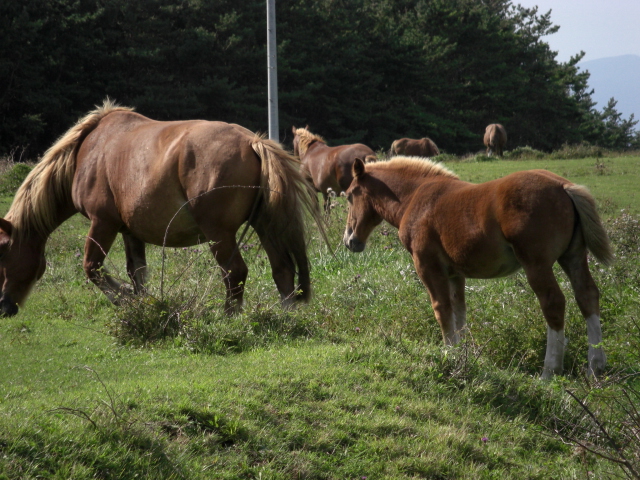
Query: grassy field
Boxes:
[{"xmin": 0, "ymin": 155, "xmax": 639, "ymax": 479}]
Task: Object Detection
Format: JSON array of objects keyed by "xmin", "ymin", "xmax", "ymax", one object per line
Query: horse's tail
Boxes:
[
  {"xmin": 564, "ymin": 184, "xmax": 614, "ymax": 266},
  {"xmin": 8, "ymin": 98, "xmax": 132, "ymax": 241},
  {"xmin": 427, "ymin": 138, "xmax": 440, "ymax": 156},
  {"xmin": 250, "ymin": 137, "xmax": 326, "ymax": 301},
  {"xmin": 389, "ymin": 140, "xmax": 398, "ymax": 157}
]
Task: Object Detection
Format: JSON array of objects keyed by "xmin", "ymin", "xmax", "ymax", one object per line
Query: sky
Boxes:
[{"xmin": 513, "ymin": 0, "xmax": 640, "ymax": 63}]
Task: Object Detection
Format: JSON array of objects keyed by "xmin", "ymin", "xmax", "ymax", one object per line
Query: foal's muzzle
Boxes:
[{"xmin": 343, "ymin": 227, "xmax": 366, "ymax": 253}]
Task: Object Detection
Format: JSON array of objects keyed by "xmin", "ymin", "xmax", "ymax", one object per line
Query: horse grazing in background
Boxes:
[
  {"xmin": 291, "ymin": 126, "xmax": 375, "ymax": 211},
  {"xmin": 343, "ymin": 156, "xmax": 613, "ymax": 379},
  {"xmin": 390, "ymin": 137, "xmax": 439, "ymax": 157},
  {"xmin": 484, "ymin": 124, "xmax": 507, "ymax": 157},
  {"xmin": 0, "ymin": 100, "xmax": 323, "ymax": 317}
]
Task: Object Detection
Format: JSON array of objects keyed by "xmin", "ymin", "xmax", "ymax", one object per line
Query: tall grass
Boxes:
[{"xmin": 0, "ymin": 156, "xmax": 639, "ymax": 478}]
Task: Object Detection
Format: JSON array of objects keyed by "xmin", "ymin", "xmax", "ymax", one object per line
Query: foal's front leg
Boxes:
[
  {"xmin": 413, "ymin": 254, "xmax": 459, "ymax": 345},
  {"xmin": 84, "ymin": 221, "xmax": 130, "ymax": 304},
  {"xmin": 450, "ymin": 275, "xmax": 467, "ymax": 337}
]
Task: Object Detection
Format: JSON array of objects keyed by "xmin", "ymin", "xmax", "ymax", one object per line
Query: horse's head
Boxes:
[
  {"xmin": 0, "ymin": 218, "xmax": 46, "ymax": 317},
  {"xmin": 343, "ymin": 158, "xmax": 383, "ymax": 253}
]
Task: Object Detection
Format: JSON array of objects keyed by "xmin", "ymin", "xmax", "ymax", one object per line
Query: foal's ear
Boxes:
[
  {"xmin": 352, "ymin": 157, "xmax": 366, "ymax": 178},
  {"xmin": 0, "ymin": 218, "xmax": 12, "ymax": 235},
  {"xmin": 291, "ymin": 126, "xmax": 297, "ymax": 134}
]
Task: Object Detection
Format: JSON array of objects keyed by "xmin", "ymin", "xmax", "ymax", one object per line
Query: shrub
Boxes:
[
  {"xmin": 504, "ymin": 146, "xmax": 546, "ymax": 160},
  {"xmin": 0, "ymin": 162, "xmax": 33, "ymax": 196},
  {"xmin": 549, "ymin": 143, "xmax": 605, "ymax": 160}
]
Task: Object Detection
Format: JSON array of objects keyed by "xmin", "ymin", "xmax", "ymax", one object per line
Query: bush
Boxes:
[
  {"xmin": 504, "ymin": 146, "xmax": 546, "ymax": 160},
  {"xmin": 549, "ymin": 143, "xmax": 605, "ymax": 160},
  {"xmin": 0, "ymin": 162, "xmax": 32, "ymax": 196}
]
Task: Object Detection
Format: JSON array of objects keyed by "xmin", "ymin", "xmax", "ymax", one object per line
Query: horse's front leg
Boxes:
[
  {"xmin": 122, "ymin": 233, "xmax": 147, "ymax": 294},
  {"xmin": 84, "ymin": 221, "xmax": 130, "ymax": 304},
  {"xmin": 413, "ymin": 254, "xmax": 459, "ymax": 345}
]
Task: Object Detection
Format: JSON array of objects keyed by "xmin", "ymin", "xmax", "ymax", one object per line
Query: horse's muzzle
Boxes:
[
  {"xmin": 0, "ymin": 296, "xmax": 18, "ymax": 317},
  {"xmin": 343, "ymin": 228, "xmax": 366, "ymax": 253}
]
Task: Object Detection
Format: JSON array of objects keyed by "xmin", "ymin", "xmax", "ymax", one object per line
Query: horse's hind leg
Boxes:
[
  {"xmin": 206, "ymin": 233, "xmax": 248, "ymax": 314},
  {"xmin": 521, "ymin": 263, "xmax": 567, "ymax": 379},
  {"xmin": 84, "ymin": 221, "xmax": 129, "ymax": 304},
  {"xmin": 251, "ymin": 222, "xmax": 300, "ymax": 308},
  {"xmin": 559, "ymin": 249, "xmax": 606, "ymax": 376},
  {"xmin": 122, "ymin": 233, "xmax": 147, "ymax": 294}
]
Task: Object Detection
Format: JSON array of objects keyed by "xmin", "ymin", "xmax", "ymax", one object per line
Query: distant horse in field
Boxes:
[
  {"xmin": 343, "ymin": 156, "xmax": 613, "ymax": 378},
  {"xmin": 390, "ymin": 137, "xmax": 439, "ymax": 157},
  {"xmin": 291, "ymin": 126, "xmax": 375, "ymax": 211},
  {"xmin": 484, "ymin": 124, "xmax": 507, "ymax": 157},
  {"xmin": 0, "ymin": 101, "xmax": 322, "ymax": 317}
]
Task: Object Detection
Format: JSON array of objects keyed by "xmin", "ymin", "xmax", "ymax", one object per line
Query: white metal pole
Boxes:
[{"xmin": 267, "ymin": 0, "xmax": 279, "ymax": 142}]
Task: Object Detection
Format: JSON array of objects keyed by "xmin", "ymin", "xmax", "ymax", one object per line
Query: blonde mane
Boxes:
[
  {"xmin": 7, "ymin": 99, "xmax": 133, "ymax": 242},
  {"xmin": 293, "ymin": 127, "xmax": 326, "ymax": 156},
  {"xmin": 371, "ymin": 156, "xmax": 458, "ymax": 179}
]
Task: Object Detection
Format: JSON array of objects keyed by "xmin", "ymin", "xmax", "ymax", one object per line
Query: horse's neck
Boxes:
[
  {"xmin": 304, "ymin": 140, "xmax": 329, "ymax": 156},
  {"xmin": 9, "ymin": 200, "xmax": 77, "ymax": 246},
  {"xmin": 371, "ymin": 173, "xmax": 430, "ymax": 228}
]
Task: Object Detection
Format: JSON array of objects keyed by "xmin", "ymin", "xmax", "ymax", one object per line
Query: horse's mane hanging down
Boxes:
[
  {"xmin": 7, "ymin": 99, "xmax": 133, "ymax": 242},
  {"xmin": 373, "ymin": 156, "xmax": 458, "ymax": 179},
  {"xmin": 293, "ymin": 127, "xmax": 325, "ymax": 156}
]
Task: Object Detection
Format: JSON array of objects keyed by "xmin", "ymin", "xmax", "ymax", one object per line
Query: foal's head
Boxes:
[
  {"xmin": 0, "ymin": 218, "xmax": 46, "ymax": 317},
  {"xmin": 343, "ymin": 158, "xmax": 383, "ymax": 252}
]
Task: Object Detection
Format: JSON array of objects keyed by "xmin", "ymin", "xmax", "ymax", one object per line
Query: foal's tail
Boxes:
[
  {"xmin": 250, "ymin": 137, "xmax": 326, "ymax": 301},
  {"xmin": 564, "ymin": 184, "xmax": 614, "ymax": 266},
  {"xmin": 8, "ymin": 99, "xmax": 132, "ymax": 241}
]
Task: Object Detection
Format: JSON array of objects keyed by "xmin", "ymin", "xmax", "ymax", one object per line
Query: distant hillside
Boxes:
[{"xmin": 579, "ymin": 54, "xmax": 640, "ymax": 119}]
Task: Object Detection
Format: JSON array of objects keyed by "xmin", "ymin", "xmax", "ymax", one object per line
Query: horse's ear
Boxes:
[
  {"xmin": 0, "ymin": 218, "xmax": 12, "ymax": 235},
  {"xmin": 353, "ymin": 157, "xmax": 366, "ymax": 178},
  {"xmin": 292, "ymin": 126, "xmax": 297, "ymax": 134}
]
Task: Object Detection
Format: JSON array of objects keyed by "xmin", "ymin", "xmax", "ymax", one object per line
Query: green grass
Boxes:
[{"xmin": 1, "ymin": 156, "xmax": 639, "ymax": 479}]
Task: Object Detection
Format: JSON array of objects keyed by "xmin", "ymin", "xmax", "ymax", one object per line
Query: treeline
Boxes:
[{"xmin": 1, "ymin": 0, "xmax": 637, "ymax": 157}]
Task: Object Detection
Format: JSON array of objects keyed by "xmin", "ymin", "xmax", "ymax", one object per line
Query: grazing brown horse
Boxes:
[
  {"xmin": 390, "ymin": 137, "xmax": 440, "ymax": 157},
  {"xmin": 0, "ymin": 101, "xmax": 321, "ymax": 317},
  {"xmin": 343, "ymin": 156, "xmax": 613, "ymax": 378},
  {"xmin": 484, "ymin": 124, "xmax": 507, "ymax": 157},
  {"xmin": 291, "ymin": 126, "xmax": 375, "ymax": 211}
]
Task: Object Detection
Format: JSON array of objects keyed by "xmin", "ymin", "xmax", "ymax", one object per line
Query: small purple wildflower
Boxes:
[
  {"xmin": 355, "ymin": 327, "xmax": 361, "ymax": 333},
  {"xmin": 481, "ymin": 437, "xmax": 488, "ymax": 444}
]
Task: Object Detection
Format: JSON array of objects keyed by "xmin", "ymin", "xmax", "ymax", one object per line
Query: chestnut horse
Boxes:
[
  {"xmin": 343, "ymin": 156, "xmax": 613, "ymax": 378},
  {"xmin": 291, "ymin": 126, "xmax": 375, "ymax": 211},
  {"xmin": 0, "ymin": 101, "xmax": 321, "ymax": 316},
  {"xmin": 390, "ymin": 137, "xmax": 439, "ymax": 157},
  {"xmin": 484, "ymin": 124, "xmax": 507, "ymax": 157}
]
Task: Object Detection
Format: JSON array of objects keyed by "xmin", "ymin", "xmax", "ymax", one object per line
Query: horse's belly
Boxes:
[
  {"xmin": 452, "ymin": 243, "xmax": 521, "ymax": 279},
  {"xmin": 123, "ymin": 208, "xmax": 203, "ymax": 247}
]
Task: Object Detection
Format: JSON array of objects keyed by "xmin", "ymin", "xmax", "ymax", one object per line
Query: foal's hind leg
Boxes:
[
  {"xmin": 84, "ymin": 221, "xmax": 129, "ymax": 304},
  {"xmin": 122, "ymin": 233, "xmax": 147, "ymax": 294},
  {"xmin": 521, "ymin": 263, "xmax": 567, "ymax": 379},
  {"xmin": 559, "ymin": 249, "xmax": 606, "ymax": 377}
]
